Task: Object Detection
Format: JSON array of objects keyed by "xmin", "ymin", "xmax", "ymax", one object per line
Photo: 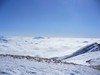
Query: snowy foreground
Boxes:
[
  {"xmin": 0, "ymin": 54, "xmax": 100, "ymax": 75},
  {"xmin": 0, "ymin": 36, "xmax": 100, "ymax": 75}
]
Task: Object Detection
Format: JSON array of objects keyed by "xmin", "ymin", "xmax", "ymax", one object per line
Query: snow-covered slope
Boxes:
[
  {"xmin": 0, "ymin": 36, "xmax": 100, "ymax": 58},
  {"xmin": 63, "ymin": 51, "xmax": 100, "ymax": 66},
  {"xmin": 53, "ymin": 42, "xmax": 100, "ymax": 60},
  {"xmin": 0, "ymin": 54, "xmax": 100, "ymax": 75}
]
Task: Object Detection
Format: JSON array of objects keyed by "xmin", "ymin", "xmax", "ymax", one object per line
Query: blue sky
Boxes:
[{"xmin": 0, "ymin": 0, "xmax": 100, "ymax": 37}]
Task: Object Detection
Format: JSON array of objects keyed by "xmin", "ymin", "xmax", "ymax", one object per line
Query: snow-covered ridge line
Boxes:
[{"xmin": 0, "ymin": 54, "xmax": 77, "ymax": 65}]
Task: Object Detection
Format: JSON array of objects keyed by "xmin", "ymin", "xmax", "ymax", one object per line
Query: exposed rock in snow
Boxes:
[
  {"xmin": 86, "ymin": 58, "xmax": 100, "ymax": 70},
  {"xmin": 86, "ymin": 58, "xmax": 100, "ymax": 66}
]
